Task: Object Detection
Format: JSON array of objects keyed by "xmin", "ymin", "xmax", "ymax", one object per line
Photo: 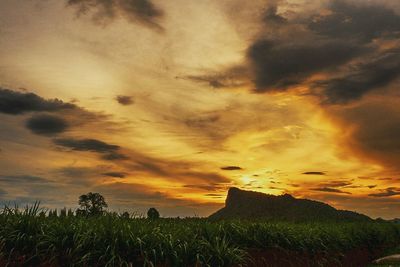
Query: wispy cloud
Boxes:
[{"xmin": 67, "ymin": 0, "xmax": 165, "ymax": 31}]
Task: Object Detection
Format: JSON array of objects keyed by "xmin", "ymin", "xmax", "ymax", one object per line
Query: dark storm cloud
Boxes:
[
  {"xmin": 237, "ymin": 0, "xmax": 400, "ymax": 103},
  {"xmin": 318, "ymin": 51, "xmax": 400, "ymax": 104},
  {"xmin": 302, "ymin": 171, "xmax": 325, "ymax": 175},
  {"xmin": 308, "ymin": 0, "xmax": 400, "ymax": 43},
  {"xmin": 54, "ymin": 138, "xmax": 119, "ymax": 153},
  {"xmin": 369, "ymin": 188, "xmax": 400, "ymax": 197},
  {"xmin": 311, "ymin": 187, "xmax": 351, "ymax": 195},
  {"xmin": 220, "ymin": 166, "xmax": 243, "ymax": 171},
  {"xmin": 103, "ymin": 171, "xmax": 127, "ymax": 178},
  {"xmin": 67, "ymin": 0, "xmax": 164, "ymax": 31},
  {"xmin": 248, "ymin": 39, "xmax": 364, "ymax": 92},
  {"xmin": 0, "ymin": 88, "xmax": 75, "ymax": 115},
  {"xmin": 25, "ymin": 114, "xmax": 69, "ymax": 135},
  {"xmin": 115, "ymin": 95, "xmax": 134, "ymax": 106}
]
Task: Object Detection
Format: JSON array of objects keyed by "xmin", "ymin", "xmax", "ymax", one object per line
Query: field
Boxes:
[{"xmin": 1, "ymin": 205, "xmax": 400, "ymax": 267}]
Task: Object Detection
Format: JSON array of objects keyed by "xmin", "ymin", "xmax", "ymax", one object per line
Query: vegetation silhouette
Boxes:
[
  {"xmin": 77, "ymin": 192, "xmax": 108, "ymax": 216},
  {"xmin": 0, "ymin": 191, "xmax": 399, "ymax": 266}
]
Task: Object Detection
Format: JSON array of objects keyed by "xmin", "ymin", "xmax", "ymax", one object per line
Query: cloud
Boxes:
[
  {"xmin": 248, "ymin": 39, "xmax": 363, "ymax": 92},
  {"xmin": 311, "ymin": 187, "xmax": 351, "ymax": 194},
  {"xmin": 331, "ymin": 98, "xmax": 400, "ymax": 168},
  {"xmin": 220, "ymin": 0, "xmax": 400, "ymax": 172},
  {"xmin": 115, "ymin": 95, "xmax": 134, "ymax": 106},
  {"xmin": 203, "ymin": 0, "xmax": 400, "ymax": 104},
  {"xmin": 0, "ymin": 88, "xmax": 116, "ymax": 136},
  {"xmin": 320, "ymin": 181, "xmax": 352, "ymax": 188},
  {"xmin": 319, "ymin": 181, "xmax": 352, "ymax": 188},
  {"xmin": 103, "ymin": 171, "xmax": 126, "ymax": 178},
  {"xmin": 57, "ymin": 166, "xmax": 99, "ymax": 179},
  {"xmin": 220, "ymin": 166, "xmax": 243, "ymax": 171},
  {"xmin": 184, "ymin": 184, "xmax": 226, "ymax": 191},
  {"xmin": 25, "ymin": 114, "xmax": 69, "ymax": 135},
  {"xmin": 56, "ymin": 166, "xmax": 127, "ymax": 185},
  {"xmin": 0, "ymin": 175, "xmax": 50, "ymax": 184},
  {"xmin": 308, "ymin": 0, "xmax": 400, "ymax": 43},
  {"xmin": 181, "ymin": 66, "xmax": 250, "ymax": 89},
  {"xmin": 302, "ymin": 171, "xmax": 325, "ymax": 175},
  {"xmin": 67, "ymin": 0, "xmax": 164, "ymax": 31},
  {"xmin": 369, "ymin": 188, "xmax": 400, "ymax": 197},
  {"xmin": 0, "ymin": 88, "xmax": 75, "ymax": 115},
  {"xmin": 54, "ymin": 138, "xmax": 120, "ymax": 153},
  {"xmin": 53, "ymin": 136, "xmax": 229, "ymax": 184},
  {"xmin": 178, "ymin": 171, "xmax": 230, "ymax": 184},
  {"xmin": 263, "ymin": 6, "xmax": 287, "ymax": 25},
  {"xmin": 317, "ymin": 50, "xmax": 400, "ymax": 104},
  {"xmin": 54, "ymin": 137, "xmax": 130, "ymax": 161},
  {"xmin": 184, "ymin": 114, "xmax": 220, "ymax": 128},
  {"xmin": 101, "ymin": 152, "xmax": 130, "ymax": 160}
]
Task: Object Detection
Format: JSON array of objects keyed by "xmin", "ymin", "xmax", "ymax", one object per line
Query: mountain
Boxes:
[{"xmin": 209, "ymin": 187, "xmax": 371, "ymax": 221}]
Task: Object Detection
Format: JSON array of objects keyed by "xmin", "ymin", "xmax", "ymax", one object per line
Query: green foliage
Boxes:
[
  {"xmin": 77, "ymin": 192, "xmax": 108, "ymax": 216},
  {"xmin": 0, "ymin": 205, "xmax": 400, "ymax": 266},
  {"xmin": 147, "ymin": 208, "xmax": 160, "ymax": 220}
]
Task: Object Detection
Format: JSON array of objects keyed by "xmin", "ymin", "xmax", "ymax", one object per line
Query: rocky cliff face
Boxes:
[{"xmin": 209, "ymin": 187, "xmax": 371, "ymax": 221}]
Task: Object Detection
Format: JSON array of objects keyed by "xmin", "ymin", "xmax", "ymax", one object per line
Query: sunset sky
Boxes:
[{"xmin": 1, "ymin": 0, "xmax": 400, "ymax": 218}]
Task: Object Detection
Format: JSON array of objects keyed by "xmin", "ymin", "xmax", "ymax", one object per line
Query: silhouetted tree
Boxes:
[
  {"xmin": 147, "ymin": 208, "xmax": 160, "ymax": 220},
  {"xmin": 77, "ymin": 192, "xmax": 108, "ymax": 216}
]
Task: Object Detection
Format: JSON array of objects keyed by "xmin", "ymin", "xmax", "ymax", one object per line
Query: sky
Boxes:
[{"xmin": 0, "ymin": 0, "xmax": 399, "ymax": 218}]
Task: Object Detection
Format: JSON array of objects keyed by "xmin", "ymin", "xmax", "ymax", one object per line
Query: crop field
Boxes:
[{"xmin": 1, "ymin": 205, "xmax": 400, "ymax": 267}]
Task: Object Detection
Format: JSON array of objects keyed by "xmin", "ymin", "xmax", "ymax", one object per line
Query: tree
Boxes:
[
  {"xmin": 147, "ymin": 208, "xmax": 160, "ymax": 220},
  {"xmin": 78, "ymin": 192, "xmax": 108, "ymax": 216}
]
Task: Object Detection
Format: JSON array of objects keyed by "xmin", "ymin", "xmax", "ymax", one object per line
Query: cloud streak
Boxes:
[
  {"xmin": 54, "ymin": 138, "xmax": 120, "ymax": 153},
  {"xmin": 311, "ymin": 187, "xmax": 351, "ymax": 195},
  {"xmin": 0, "ymin": 88, "xmax": 75, "ymax": 115},
  {"xmin": 67, "ymin": 0, "xmax": 164, "ymax": 31},
  {"xmin": 369, "ymin": 188, "xmax": 400, "ymax": 198}
]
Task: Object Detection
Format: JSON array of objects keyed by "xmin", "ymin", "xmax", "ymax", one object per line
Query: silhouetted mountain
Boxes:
[{"xmin": 209, "ymin": 187, "xmax": 371, "ymax": 221}]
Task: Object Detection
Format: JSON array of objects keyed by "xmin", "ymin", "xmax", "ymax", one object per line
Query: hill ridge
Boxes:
[{"xmin": 210, "ymin": 187, "xmax": 371, "ymax": 221}]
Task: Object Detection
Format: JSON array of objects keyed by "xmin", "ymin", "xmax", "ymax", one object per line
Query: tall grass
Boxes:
[{"xmin": 0, "ymin": 205, "xmax": 399, "ymax": 266}]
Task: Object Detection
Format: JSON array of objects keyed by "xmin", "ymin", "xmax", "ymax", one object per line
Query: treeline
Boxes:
[{"xmin": 2, "ymin": 192, "xmax": 160, "ymax": 220}]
